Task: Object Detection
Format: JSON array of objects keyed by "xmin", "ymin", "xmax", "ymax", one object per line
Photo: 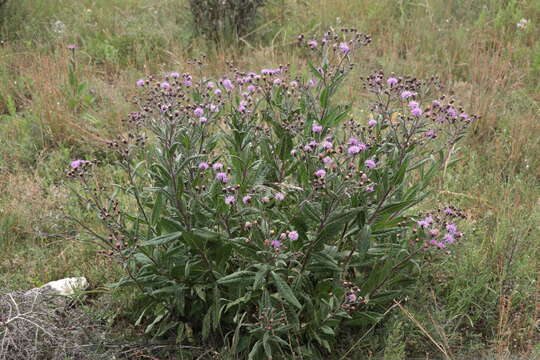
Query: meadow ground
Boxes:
[{"xmin": 0, "ymin": 0, "xmax": 538, "ymax": 358}]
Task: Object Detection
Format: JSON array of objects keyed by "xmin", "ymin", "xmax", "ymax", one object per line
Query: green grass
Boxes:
[{"xmin": 0, "ymin": 0, "xmax": 538, "ymax": 358}]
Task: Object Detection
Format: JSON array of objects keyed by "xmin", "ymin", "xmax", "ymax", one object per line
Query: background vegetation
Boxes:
[{"xmin": 0, "ymin": 0, "xmax": 538, "ymax": 358}]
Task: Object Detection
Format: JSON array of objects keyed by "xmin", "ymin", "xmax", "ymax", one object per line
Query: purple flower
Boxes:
[
  {"xmin": 447, "ymin": 107, "xmax": 457, "ymax": 117},
  {"xmin": 443, "ymin": 207, "xmax": 454, "ymax": 215},
  {"xmin": 198, "ymin": 162, "xmax": 209, "ymax": 170},
  {"xmin": 290, "ymin": 80, "xmax": 298, "ymax": 88},
  {"xmin": 347, "ymin": 293, "xmax": 357, "ymax": 303},
  {"xmin": 275, "ymin": 192, "xmax": 285, "ymax": 201},
  {"xmin": 400, "ymin": 90, "xmax": 414, "ymax": 99},
  {"xmin": 408, "ymin": 101, "xmax": 419, "ymax": 109},
  {"xmin": 444, "ymin": 233, "xmax": 455, "ymax": 244},
  {"xmin": 67, "ymin": 44, "xmax": 78, "ymax": 50},
  {"xmin": 208, "ymin": 104, "xmax": 218, "ymax": 112},
  {"xmin": 308, "ymin": 140, "xmax": 318, "ymax": 148},
  {"xmin": 365, "ymin": 159, "xmax": 377, "ymax": 169},
  {"xmin": 212, "ymin": 162, "xmax": 223, "ymax": 170},
  {"xmin": 339, "ymin": 42, "xmax": 350, "ymax": 53},
  {"xmin": 288, "ymin": 231, "xmax": 299, "ymax": 241},
  {"xmin": 273, "ymin": 78, "xmax": 282, "ymax": 85},
  {"xmin": 223, "ymin": 79, "xmax": 234, "ymax": 91},
  {"xmin": 70, "ymin": 159, "xmax": 86, "ymax": 169},
  {"xmin": 387, "ymin": 77, "xmax": 398, "ymax": 86},
  {"xmin": 216, "ymin": 172, "xmax": 229, "ymax": 183},
  {"xmin": 368, "ymin": 119, "xmax": 377, "ymax": 127},
  {"xmin": 315, "ymin": 169, "xmax": 326, "ymax": 178},
  {"xmin": 160, "ymin": 82, "xmax": 171, "ymax": 89},
  {"xmin": 348, "ymin": 145, "xmax": 361, "ymax": 155},
  {"xmin": 323, "ymin": 156, "xmax": 333, "ymax": 165},
  {"xmin": 170, "ymin": 72, "xmax": 180, "ymax": 79},
  {"xmin": 225, "ymin": 195, "xmax": 236, "ymax": 205},
  {"xmin": 247, "ymin": 84, "xmax": 256, "ymax": 93},
  {"xmin": 312, "ymin": 123, "xmax": 323, "ymax": 133},
  {"xmin": 199, "ymin": 116, "xmax": 208, "ymax": 124},
  {"xmin": 366, "ymin": 184, "xmax": 375, "ymax": 192},
  {"xmin": 194, "ymin": 107, "xmax": 204, "ymax": 117},
  {"xmin": 446, "ymin": 223, "xmax": 458, "ymax": 233},
  {"xmin": 214, "ymin": 89, "xmax": 222, "ymax": 96},
  {"xmin": 308, "ymin": 79, "xmax": 316, "ymax": 88},
  {"xmin": 411, "ymin": 107, "xmax": 423, "ymax": 117},
  {"xmin": 417, "ymin": 216, "xmax": 433, "ymax": 229},
  {"xmin": 308, "ymin": 40, "xmax": 318, "ymax": 48},
  {"xmin": 207, "ymin": 81, "xmax": 215, "ymax": 89},
  {"xmin": 321, "ymin": 141, "xmax": 333, "ymax": 149},
  {"xmin": 136, "ymin": 79, "xmax": 145, "ymax": 87},
  {"xmin": 348, "ymin": 137, "xmax": 360, "ymax": 146},
  {"xmin": 271, "ymin": 239, "xmax": 281, "ymax": 249},
  {"xmin": 242, "ymin": 195, "xmax": 252, "ymax": 204},
  {"xmin": 425, "ymin": 130, "xmax": 436, "ymax": 138},
  {"xmin": 459, "ymin": 113, "xmax": 469, "ymax": 120}
]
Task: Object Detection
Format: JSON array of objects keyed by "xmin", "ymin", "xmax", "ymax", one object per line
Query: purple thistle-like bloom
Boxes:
[
  {"xmin": 368, "ymin": 119, "xmax": 377, "ymax": 127},
  {"xmin": 321, "ymin": 140, "xmax": 333, "ymax": 149},
  {"xmin": 70, "ymin": 159, "xmax": 86, "ymax": 169},
  {"xmin": 308, "ymin": 79, "xmax": 317, "ymax": 87},
  {"xmin": 446, "ymin": 223, "xmax": 458, "ymax": 233},
  {"xmin": 199, "ymin": 116, "xmax": 208, "ymax": 124},
  {"xmin": 242, "ymin": 195, "xmax": 252, "ymax": 204},
  {"xmin": 214, "ymin": 88, "xmax": 222, "ymax": 96},
  {"xmin": 170, "ymin": 72, "xmax": 180, "ymax": 79},
  {"xmin": 288, "ymin": 231, "xmax": 299, "ymax": 241},
  {"xmin": 312, "ymin": 123, "xmax": 323, "ymax": 133},
  {"xmin": 208, "ymin": 104, "xmax": 218, "ymax": 112},
  {"xmin": 216, "ymin": 172, "xmax": 229, "ymax": 183},
  {"xmin": 136, "ymin": 79, "xmax": 145, "ymax": 87},
  {"xmin": 198, "ymin": 162, "xmax": 209, "ymax": 170},
  {"xmin": 290, "ymin": 80, "xmax": 298, "ymax": 88},
  {"xmin": 444, "ymin": 233, "xmax": 455, "ymax": 244},
  {"xmin": 366, "ymin": 184, "xmax": 375, "ymax": 192},
  {"xmin": 387, "ymin": 77, "xmax": 398, "ymax": 86},
  {"xmin": 323, "ymin": 156, "xmax": 333, "ymax": 165},
  {"xmin": 223, "ymin": 79, "xmax": 234, "ymax": 90},
  {"xmin": 447, "ymin": 107, "xmax": 457, "ymax": 117},
  {"xmin": 67, "ymin": 44, "xmax": 78, "ymax": 50},
  {"xmin": 443, "ymin": 207, "xmax": 454, "ymax": 215},
  {"xmin": 339, "ymin": 42, "xmax": 350, "ymax": 53},
  {"xmin": 247, "ymin": 84, "xmax": 256, "ymax": 93},
  {"xmin": 400, "ymin": 90, "xmax": 414, "ymax": 99},
  {"xmin": 275, "ymin": 192, "xmax": 285, "ymax": 201},
  {"xmin": 194, "ymin": 107, "xmax": 204, "ymax": 117},
  {"xmin": 315, "ymin": 169, "xmax": 326, "ymax": 178},
  {"xmin": 417, "ymin": 216, "xmax": 433, "ymax": 229},
  {"xmin": 408, "ymin": 100, "xmax": 419, "ymax": 109},
  {"xmin": 411, "ymin": 107, "xmax": 423, "ymax": 117},
  {"xmin": 160, "ymin": 82, "xmax": 171, "ymax": 89},
  {"xmin": 348, "ymin": 137, "xmax": 360, "ymax": 146},
  {"xmin": 308, "ymin": 140, "xmax": 318, "ymax": 148},
  {"xmin": 347, "ymin": 293, "xmax": 357, "ymax": 303},
  {"xmin": 426, "ymin": 130, "xmax": 437, "ymax": 138},
  {"xmin": 212, "ymin": 162, "xmax": 223, "ymax": 170},
  {"xmin": 348, "ymin": 145, "xmax": 361, "ymax": 155},
  {"xmin": 308, "ymin": 40, "xmax": 318, "ymax": 48},
  {"xmin": 365, "ymin": 159, "xmax": 377, "ymax": 169},
  {"xmin": 207, "ymin": 81, "xmax": 215, "ymax": 89},
  {"xmin": 273, "ymin": 78, "xmax": 282, "ymax": 85},
  {"xmin": 271, "ymin": 239, "xmax": 281, "ymax": 249},
  {"xmin": 225, "ymin": 195, "xmax": 236, "ymax": 205}
]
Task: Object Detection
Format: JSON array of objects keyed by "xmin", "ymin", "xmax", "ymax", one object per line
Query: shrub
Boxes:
[
  {"xmin": 188, "ymin": 0, "xmax": 266, "ymax": 42},
  {"xmin": 70, "ymin": 29, "xmax": 475, "ymax": 358}
]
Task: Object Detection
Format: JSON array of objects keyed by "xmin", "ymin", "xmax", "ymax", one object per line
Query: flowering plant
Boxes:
[{"xmin": 70, "ymin": 29, "xmax": 474, "ymax": 358}]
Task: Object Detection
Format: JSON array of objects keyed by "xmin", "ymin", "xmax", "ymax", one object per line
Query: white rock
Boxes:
[{"xmin": 39, "ymin": 277, "xmax": 89, "ymax": 296}]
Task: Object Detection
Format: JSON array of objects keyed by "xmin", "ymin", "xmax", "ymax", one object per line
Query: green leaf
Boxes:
[
  {"xmin": 217, "ymin": 271, "xmax": 255, "ymax": 285},
  {"xmin": 271, "ymin": 271, "xmax": 302, "ymax": 309},
  {"xmin": 140, "ymin": 231, "xmax": 181, "ymax": 246}
]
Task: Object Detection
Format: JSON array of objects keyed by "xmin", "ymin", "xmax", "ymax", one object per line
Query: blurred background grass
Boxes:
[{"xmin": 0, "ymin": 0, "xmax": 538, "ymax": 358}]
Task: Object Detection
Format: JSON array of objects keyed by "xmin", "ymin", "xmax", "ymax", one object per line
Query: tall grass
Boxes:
[{"xmin": 0, "ymin": 0, "xmax": 538, "ymax": 357}]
